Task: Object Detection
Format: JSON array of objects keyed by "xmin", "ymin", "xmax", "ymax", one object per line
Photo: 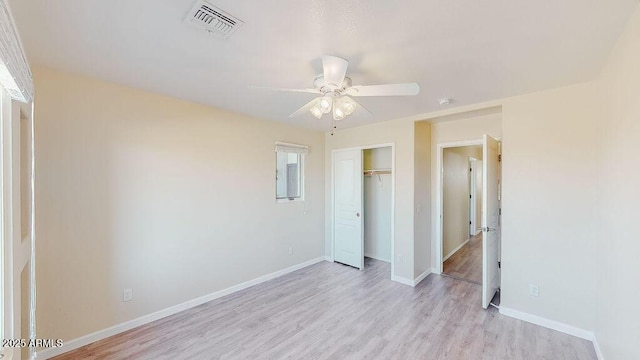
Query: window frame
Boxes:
[{"xmin": 275, "ymin": 142, "xmax": 307, "ymax": 203}]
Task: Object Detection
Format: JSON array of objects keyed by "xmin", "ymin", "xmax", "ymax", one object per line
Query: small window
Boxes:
[{"xmin": 275, "ymin": 142, "xmax": 308, "ymax": 201}]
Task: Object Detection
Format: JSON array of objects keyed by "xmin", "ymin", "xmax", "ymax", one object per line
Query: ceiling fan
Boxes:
[{"xmin": 252, "ymin": 55, "xmax": 420, "ymax": 122}]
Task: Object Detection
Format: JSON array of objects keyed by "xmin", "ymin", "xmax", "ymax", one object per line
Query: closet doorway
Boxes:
[
  {"xmin": 363, "ymin": 147, "xmax": 392, "ymax": 264},
  {"xmin": 332, "ymin": 144, "xmax": 394, "ymax": 277}
]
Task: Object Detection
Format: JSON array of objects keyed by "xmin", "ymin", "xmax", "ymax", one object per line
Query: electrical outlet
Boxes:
[
  {"xmin": 528, "ymin": 284, "xmax": 539, "ymax": 297},
  {"xmin": 123, "ymin": 288, "xmax": 133, "ymax": 302},
  {"xmin": 288, "ymin": 247, "xmax": 293, "ymax": 255}
]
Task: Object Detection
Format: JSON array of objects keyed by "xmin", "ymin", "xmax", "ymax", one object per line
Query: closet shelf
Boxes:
[{"xmin": 364, "ymin": 169, "xmax": 392, "ymax": 176}]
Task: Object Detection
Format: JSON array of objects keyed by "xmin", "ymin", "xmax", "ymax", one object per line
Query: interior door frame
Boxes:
[
  {"xmin": 435, "ymin": 139, "xmax": 484, "ymax": 274},
  {"xmin": 468, "ymin": 157, "xmax": 478, "ymax": 237},
  {"xmin": 331, "ymin": 142, "xmax": 395, "ymax": 277}
]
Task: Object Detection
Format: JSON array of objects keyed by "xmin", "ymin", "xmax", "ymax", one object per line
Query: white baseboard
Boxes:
[
  {"xmin": 413, "ymin": 268, "xmax": 431, "ymax": 286},
  {"xmin": 364, "ymin": 253, "xmax": 391, "ymax": 263},
  {"xmin": 391, "ymin": 275, "xmax": 414, "ymax": 286},
  {"xmin": 443, "ymin": 238, "xmax": 470, "ymax": 262},
  {"xmin": 392, "ymin": 268, "xmax": 432, "ymax": 287},
  {"xmin": 500, "ymin": 306, "xmax": 604, "ymax": 358},
  {"xmin": 37, "ymin": 256, "xmax": 328, "ymax": 359},
  {"xmin": 593, "ymin": 335, "xmax": 604, "ymax": 360},
  {"xmin": 499, "ymin": 306, "xmax": 594, "ymax": 341}
]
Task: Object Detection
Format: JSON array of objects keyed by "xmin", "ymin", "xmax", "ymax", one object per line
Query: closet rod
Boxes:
[{"xmin": 364, "ymin": 169, "xmax": 392, "ymax": 176}]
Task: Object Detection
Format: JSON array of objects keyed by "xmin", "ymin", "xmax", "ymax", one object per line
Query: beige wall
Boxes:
[
  {"xmin": 413, "ymin": 121, "xmax": 431, "ymax": 278},
  {"xmin": 363, "ymin": 146, "xmax": 392, "ymax": 170},
  {"xmin": 501, "ymin": 82, "xmax": 599, "ymax": 331},
  {"xmin": 324, "ymin": 118, "xmax": 417, "ymax": 281},
  {"xmin": 431, "ymin": 112, "xmax": 503, "ymax": 144},
  {"xmin": 442, "ymin": 145, "xmax": 482, "ymax": 259},
  {"xmin": 33, "ymin": 67, "xmax": 325, "ymax": 342},
  {"xmin": 595, "ymin": 5, "xmax": 640, "ymax": 359}
]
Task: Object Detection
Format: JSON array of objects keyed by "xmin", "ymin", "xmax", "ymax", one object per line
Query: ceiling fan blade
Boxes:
[
  {"xmin": 249, "ymin": 86, "xmax": 321, "ymax": 94},
  {"xmin": 348, "ymin": 97, "xmax": 372, "ymax": 117},
  {"xmin": 346, "ymin": 82, "xmax": 420, "ymax": 97},
  {"xmin": 322, "ymin": 55, "xmax": 349, "ymax": 88},
  {"xmin": 289, "ymin": 98, "xmax": 321, "ymax": 118}
]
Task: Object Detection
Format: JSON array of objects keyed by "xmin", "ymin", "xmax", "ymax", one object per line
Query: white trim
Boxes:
[
  {"xmin": 413, "ymin": 268, "xmax": 431, "ymax": 286},
  {"xmin": 391, "ymin": 275, "xmax": 413, "ymax": 286},
  {"xmin": 37, "ymin": 257, "xmax": 328, "ymax": 360},
  {"xmin": 330, "ymin": 143, "xmax": 395, "ymax": 280},
  {"xmin": 392, "ymin": 268, "xmax": 431, "ymax": 287},
  {"xmin": 442, "ymin": 238, "xmax": 470, "ymax": 262},
  {"xmin": 468, "ymin": 157, "xmax": 478, "ymax": 236},
  {"xmin": 499, "ymin": 306, "xmax": 594, "ymax": 341},
  {"xmin": 364, "ymin": 253, "xmax": 391, "ymax": 263},
  {"xmin": 593, "ymin": 335, "xmax": 604, "ymax": 360},
  {"xmin": 275, "ymin": 141, "xmax": 309, "ymax": 154},
  {"xmin": 431, "ymin": 267, "xmax": 440, "ymax": 275},
  {"xmin": 0, "ymin": 1, "xmax": 33, "ymax": 103}
]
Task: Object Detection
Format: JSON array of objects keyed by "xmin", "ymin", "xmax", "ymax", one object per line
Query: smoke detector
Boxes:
[
  {"xmin": 185, "ymin": 0, "xmax": 244, "ymax": 39},
  {"xmin": 437, "ymin": 98, "xmax": 453, "ymax": 105}
]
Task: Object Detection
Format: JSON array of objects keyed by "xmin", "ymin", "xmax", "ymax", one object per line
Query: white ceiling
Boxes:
[{"xmin": 8, "ymin": 0, "xmax": 638, "ymax": 130}]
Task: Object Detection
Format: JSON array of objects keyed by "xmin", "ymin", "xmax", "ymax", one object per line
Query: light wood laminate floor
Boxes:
[
  {"xmin": 443, "ymin": 233, "xmax": 483, "ymax": 285},
  {"xmin": 52, "ymin": 258, "xmax": 596, "ymax": 360}
]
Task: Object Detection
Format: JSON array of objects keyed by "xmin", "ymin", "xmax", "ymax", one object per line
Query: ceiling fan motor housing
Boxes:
[{"xmin": 314, "ymin": 75, "xmax": 352, "ymax": 96}]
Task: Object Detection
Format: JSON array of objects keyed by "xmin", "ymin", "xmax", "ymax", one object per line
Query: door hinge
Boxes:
[
  {"xmin": 470, "ymin": 194, "xmax": 472, "ymax": 199},
  {"xmin": 498, "ymin": 261, "xmax": 501, "ymax": 269},
  {"xmin": 499, "ymin": 208, "xmax": 502, "ymax": 215},
  {"xmin": 498, "ymin": 154, "xmax": 502, "ymax": 162},
  {"xmin": 469, "ymin": 221, "xmax": 472, "ymax": 225},
  {"xmin": 470, "ymin": 167, "xmax": 472, "ymax": 172}
]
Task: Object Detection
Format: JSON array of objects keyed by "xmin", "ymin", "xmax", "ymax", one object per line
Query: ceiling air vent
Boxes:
[{"xmin": 185, "ymin": 0, "xmax": 243, "ymax": 39}]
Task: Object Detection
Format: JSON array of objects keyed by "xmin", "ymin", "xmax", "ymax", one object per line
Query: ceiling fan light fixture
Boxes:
[
  {"xmin": 339, "ymin": 97, "xmax": 357, "ymax": 115},
  {"xmin": 319, "ymin": 96, "xmax": 333, "ymax": 113},
  {"xmin": 309, "ymin": 105, "xmax": 323, "ymax": 119},
  {"xmin": 255, "ymin": 55, "xmax": 419, "ymax": 121}
]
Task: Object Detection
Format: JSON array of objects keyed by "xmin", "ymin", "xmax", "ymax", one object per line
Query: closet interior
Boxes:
[{"xmin": 363, "ymin": 147, "xmax": 392, "ymax": 263}]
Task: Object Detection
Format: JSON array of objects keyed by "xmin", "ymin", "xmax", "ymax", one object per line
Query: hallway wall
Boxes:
[
  {"xmin": 442, "ymin": 145, "xmax": 482, "ymax": 259},
  {"xmin": 595, "ymin": 5, "xmax": 640, "ymax": 359}
]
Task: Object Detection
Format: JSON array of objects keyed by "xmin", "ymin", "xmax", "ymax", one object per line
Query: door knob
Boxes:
[
  {"xmin": 480, "ymin": 227, "xmax": 496, "ymax": 232},
  {"xmin": 356, "ymin": 212, "xmax": 360, "ymax": 217}
]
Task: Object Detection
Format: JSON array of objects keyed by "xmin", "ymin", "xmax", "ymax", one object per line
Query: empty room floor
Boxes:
[
  {"xmin": 52, "ymin": 258, "xmax": 595, "ymax": 360},
  {"xmin": 443, "ymin": 232, "xmax": 483, "ymax": 284}
]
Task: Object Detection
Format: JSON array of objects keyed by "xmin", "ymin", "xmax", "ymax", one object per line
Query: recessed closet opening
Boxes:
[{"xmin": 363, "ymin": 147, "xmax": 392, "ymax": 264}]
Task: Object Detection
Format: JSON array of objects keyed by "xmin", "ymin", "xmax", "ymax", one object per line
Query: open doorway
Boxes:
[
  {"xmin": 436, "ymin": 135, "xmax": 501, "ymax": 309},
  {"xmin": 441, "ymin": 145, "xmax": 483, "ymax": 285}
]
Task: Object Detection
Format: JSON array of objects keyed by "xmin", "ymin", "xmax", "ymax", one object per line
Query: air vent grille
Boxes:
[{"xmin": 185, "ymin": 0, "xmax": 243, "ymax": 39}]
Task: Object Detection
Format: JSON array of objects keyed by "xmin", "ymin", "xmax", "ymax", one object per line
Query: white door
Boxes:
[
  {"xmin": 333, "ymin": 149, "xmax": 364, "ymax": 269},
  {"xmin": 482, "ymin": 134, "xmax": 500, "ymax": 309}
]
